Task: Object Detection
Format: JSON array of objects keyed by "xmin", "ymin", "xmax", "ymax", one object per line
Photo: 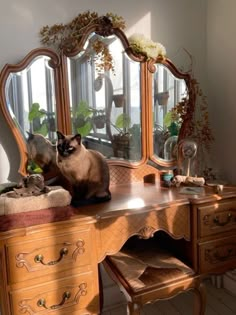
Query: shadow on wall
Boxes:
[{"xmin": 0, "ymin": 114, "xmax": 21, "ymax": 183}]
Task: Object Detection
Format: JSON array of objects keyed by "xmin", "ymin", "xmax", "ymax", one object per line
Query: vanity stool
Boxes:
[{"xmin": 102, "ymin": 240, "xmax": 206, "ymax": 315}]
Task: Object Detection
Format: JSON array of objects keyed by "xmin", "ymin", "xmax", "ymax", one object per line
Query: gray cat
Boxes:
[
  {"xmin": 56, "ymin": 131, "xmax": 111, "ymax": 205},
  {"xmin": 26, "ymin": 132, "xmax": 58, "ymax": 175}
]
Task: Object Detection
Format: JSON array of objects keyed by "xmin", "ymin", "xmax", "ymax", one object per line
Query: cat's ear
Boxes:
[
  {"xmin": 26, "ymin": 131, "xmax": 34, "ymax": 140},
  {"xmin": 56, "ymin": 131, "xmax": 65, "ymax": 140},
  {"xmin": 74, "ymin": 134, "xmax": 82, "ymax": 145}
]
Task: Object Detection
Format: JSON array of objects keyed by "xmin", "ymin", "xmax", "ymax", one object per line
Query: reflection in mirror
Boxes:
[
  {"xmin": 66, "ymin": 33, "xmax": 142, "ymax": 162},
  {"xmin": 152, "ymin": 64, "xmax": 187, "ymax": 162},
  {"xmin": 5, "ymin": 56, "xmax": 57, "ymax": 142}
]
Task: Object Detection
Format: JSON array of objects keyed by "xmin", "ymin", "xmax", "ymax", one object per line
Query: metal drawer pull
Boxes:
[
  {"xmin": 214, "ymin": 249, "xmax": 233, "ymax": 261},
  {"xmin": 37, "ymin": 291, "xmax": 71, "ymax": 309},
  {"xmin": 34, "ymin": 248, "xmax": 68, "ymax": 265},
  {"xmin": 213, "ymin": 213, "xmax": 232, "ymax": 226}
]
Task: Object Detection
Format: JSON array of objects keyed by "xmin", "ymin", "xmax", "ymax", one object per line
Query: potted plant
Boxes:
[
  {"xmin": 92, "ymin": 109, "xmax": 106, "ymax": 129},
  {"xmin": 72, "ymin": 100, "xmax": 108, "ymax": 135},
  {"xmin": 112, "ymin": 94, "xmax": 126, "ymax": 108},
  {"xmin": 156, "ymin": 91, "xmax": 169, "ymax": 106}
]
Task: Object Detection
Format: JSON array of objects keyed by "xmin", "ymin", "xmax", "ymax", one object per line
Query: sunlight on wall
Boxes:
[
  {"xmin": 126, "ymin": 12, "xmax": 151, "ymax": 38},
  {"xmin": 11, "ymin": 3, "xmax": 34, "ymax": 24}
]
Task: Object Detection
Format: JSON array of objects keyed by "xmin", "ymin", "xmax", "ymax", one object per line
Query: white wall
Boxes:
[
  {"xmin": 0, "ymin": 0, "xmax": 206, "ymax": 183},
  {"xmin": 207, "ymin": 0, "xmax": 236, "ymax": 184}
]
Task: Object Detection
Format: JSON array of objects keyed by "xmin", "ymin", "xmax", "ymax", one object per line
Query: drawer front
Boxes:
[
  {"xmin": 10, "ymin": 271, "xmax": 99, "ymax": 315},
  {"xmin": 198, "ymin": 200, "xmax": 236, "ymax": 237},
  {"xmin": 198, "ymin": 235, "xmax": 236, "ymax": 273},
  {"xmin": 6, "ymin": 228, "xmax": 92, "ymax": 284}
]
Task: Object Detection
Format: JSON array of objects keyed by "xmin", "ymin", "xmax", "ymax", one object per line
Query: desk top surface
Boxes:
[{"xmin": 1, "ymin": 182, "xmax": 236, "ymax": 233}]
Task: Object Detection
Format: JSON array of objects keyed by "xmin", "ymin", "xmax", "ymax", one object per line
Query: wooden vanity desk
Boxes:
[
  {"xmin": 0, "ymin": 16, "xmax": 235, "ymax": 314},
  {"xmin": 0, "ymin": 181, "xmax": 236, "ymax": 315}
]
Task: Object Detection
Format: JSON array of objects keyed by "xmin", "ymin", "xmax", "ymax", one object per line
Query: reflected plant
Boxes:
[
  {"xmin": 27, "ymin": 159, "xmax": 43, "ymax": 174},
  {"xmin": 72, "ymin": 100, "xmax": 93, "ymax": 137},
  {"xmin": 163, "ymin": 111, "xmax": 181, "ymax": 137},
  {"xmin": 112, "ymin": 113, "xmax": 131, "ymax": 134},
  {"xmin": 28, "ymin": 102, "xmax": 56, "ymax": 136}
]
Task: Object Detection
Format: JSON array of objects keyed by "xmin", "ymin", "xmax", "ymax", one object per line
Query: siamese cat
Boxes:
[
  {"xmin": 56, "ymin": 131, "xmax": 111, "ymax": 205},
  {"xmin": 27, "ymin": 132, "xmax": 58, "ymax": 174},
  {"xmin": 26, "ymin": 132, "xmax": 71, "ymax": 190}
]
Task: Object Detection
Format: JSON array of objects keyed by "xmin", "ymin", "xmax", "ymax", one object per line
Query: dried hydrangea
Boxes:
[{"xmin": 128, "ymin": 33, "xmax": 166, "ymax": 59}]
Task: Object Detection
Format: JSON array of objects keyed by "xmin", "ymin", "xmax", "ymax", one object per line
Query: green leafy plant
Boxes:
[
  {"xmin": 27, "ymin": 160, "xmax": 43, "ymax": 174},
  {"xmin": 72, "ymin": 100, "xmax": 93, "ymax": 137},
  {"xmin": 28, "ymin": 103, "xmax": 56, "ymax": 136},
  {"xmin": 113, "ymin": 113, "xmax": 131, "ymax": 133},
  {"xmin": 163, "ymin": 111, "xmax": 181, "ymax": 136}
]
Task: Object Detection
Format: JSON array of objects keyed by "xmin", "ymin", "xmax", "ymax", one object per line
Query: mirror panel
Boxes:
[
  {"xmin": 66, "ymin": 33, "xmax": 142, "ymax": 162},
  {"xmin": 0, "ymin": 48, "xmax": 61, "ymax": 176},
  {"xmin": 152, "ymin": 63, "xmax": 188, "ymax": 163},
  {"xmin": 5, "ymin": 55, "xmax": 57, "ymax": 142}
]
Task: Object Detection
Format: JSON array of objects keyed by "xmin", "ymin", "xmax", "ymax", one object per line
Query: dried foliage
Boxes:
[
  {"xmin": 39, "ymin": 11, "xmax": 126, "ymax": 72},
  {"xmin": 171, "ymin": 77, "xmax": 214, "ymax": 151},
  {"xmin": 170, "ymin": 50, "xmax": 214, "ymax": 175}
]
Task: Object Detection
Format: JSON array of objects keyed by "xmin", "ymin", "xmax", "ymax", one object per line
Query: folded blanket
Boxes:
[{"xmin": 0, "ymin": 186, "xmax": 71, "ymax": 216}]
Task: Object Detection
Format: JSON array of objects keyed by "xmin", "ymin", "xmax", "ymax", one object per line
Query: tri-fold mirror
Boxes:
[{"xmin": 0, "ymin": 18, "xmax": 191, "ymax": 179}]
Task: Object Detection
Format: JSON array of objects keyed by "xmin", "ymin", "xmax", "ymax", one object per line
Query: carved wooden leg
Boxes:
[
  {"xmin": 193, "ymin": 282, "xmax": 207, "ymax": 315},
  {"xmin": 98, "ymin": 264, "xmax": 104, "ymax": 314},
  {"xmin": 127, "ymin": 301, "xmax": 141, "ymax": 315}
]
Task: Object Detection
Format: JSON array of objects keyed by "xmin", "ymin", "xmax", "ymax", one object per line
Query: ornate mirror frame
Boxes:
[
  {"xmin": 0, "ymin": 48, "xmax": 63, "ymax": 176},
  {"xmin": 146, "ymin": 58, "xmax": 191, "ymax": 167},
  {"xmin": 0, "ymin": 17, "xmax": 193, "ymax": 180},
  {"xmin": 59, "ymin": 18, "xmax": 149, "ymax": 168}
]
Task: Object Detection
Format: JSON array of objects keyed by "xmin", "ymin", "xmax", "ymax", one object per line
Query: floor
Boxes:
[{"xmin": 101, "ymin": 279, "xmax": 236, "ymax": 315}]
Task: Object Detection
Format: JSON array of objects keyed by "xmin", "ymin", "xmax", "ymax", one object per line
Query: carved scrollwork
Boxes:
[
  {"xmin": 137, "ymin": 226, "xmax": 156, "ymax": 239},
  {"xmin": 203, "ymin": 214, "xmax": 210, "ymax": 225},
  {"xmin": 16, "ymin": 252, "xmax": 31, "ymax": 270},
  {"xmin": 72, "ymin": 239, "xmax": 85, "ymax": 261}
]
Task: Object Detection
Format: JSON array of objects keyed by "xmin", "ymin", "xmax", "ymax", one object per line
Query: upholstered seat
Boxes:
[{"xmin": 103, "ymin": 240, "xmax": 206, "ymax": 315}]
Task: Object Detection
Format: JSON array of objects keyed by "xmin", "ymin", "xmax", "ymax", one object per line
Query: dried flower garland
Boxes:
[
  {"xmin": 39, "ymin": 11, "xmax": 126, "ymax": 72},
  {"xmin": 170, "ymin": 50, "xmax": 214, "ymax": 175}
]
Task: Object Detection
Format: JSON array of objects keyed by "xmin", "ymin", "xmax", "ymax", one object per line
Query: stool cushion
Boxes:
[{"xmin": 106, "ymin": 246, "xmax": 194, "ymax": 293}]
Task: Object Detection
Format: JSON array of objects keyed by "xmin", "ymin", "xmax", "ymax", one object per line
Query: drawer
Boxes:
[
  {"xmin": 198, "ymin": 235, "xmax": 236, "ymax": 273},
  {"xmin": 6, "ymin": 228, "xmax": 92, "ymax": 284},
  {"xmin": 9, "ymin": 271, "xmax": 99, "ymax": 315},
  {"xmin": 198, "ymin": 200, "xmax": 236, "ymax": 237}
]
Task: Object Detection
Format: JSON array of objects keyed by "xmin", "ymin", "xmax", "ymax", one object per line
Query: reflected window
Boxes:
[
  {"xmin": 67, "ymin": 34, "xmax": 142, "ymax": 161},
  {"xmin": 6, "ymin": 56, "xmax": 56, "ymax": 141},
  {"xmin": 153, "ymin": 64, "xmax": 187, "ymax": 161}
]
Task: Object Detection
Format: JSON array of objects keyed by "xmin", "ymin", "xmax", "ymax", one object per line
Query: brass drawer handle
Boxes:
[
  {"xmin": 34, "ymin": 248, "xmax": 68, "ymax": 265},
  {"xmin": 214, "ymin": 249, "xmax": 233, "ymax": 261},
  {"xmin": 37, "ymin": 291, "xmax": 71, "ymax": 309},
  {"xmin": 213, "ymin": 213, "xmax": 232, "ymax": 226}
]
